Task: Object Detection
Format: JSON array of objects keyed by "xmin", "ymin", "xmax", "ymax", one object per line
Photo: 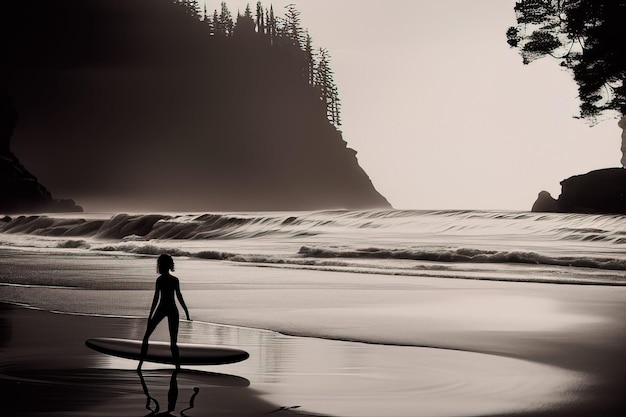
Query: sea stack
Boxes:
[{"xmin": 531, "ymin": 168, "xmax": 626, "ymax": 215}]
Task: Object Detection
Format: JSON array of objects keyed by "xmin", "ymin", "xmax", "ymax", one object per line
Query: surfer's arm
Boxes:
[{"xmin": 176, "ymin": 280, "xmax": 191, "ymax": 321}]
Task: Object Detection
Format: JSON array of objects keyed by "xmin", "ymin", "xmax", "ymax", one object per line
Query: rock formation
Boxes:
[
  {"xmin": 531, "ymin": 168, "xmax": 626, "ymax": 214},
  {"xmin": 531, "ymin": 191, "xmax": 559, "ymax": 213},
  {"xmin": 0, "ymin": 90, "xmax": 82, "ymax": 213},
  {"xmin": 0, "ymin": 0, "xmax": 390, "ymax": 212}
]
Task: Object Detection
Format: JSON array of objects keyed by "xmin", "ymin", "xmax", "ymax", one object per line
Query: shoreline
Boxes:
[
  {"xmin": 1, "ymin": 300, "xmax": 624, "ymax": 417},
  {"xmin": 2, "ymin": 248, "xmax": 626, "ymax": 416},
  {"xmin": 0, "ymin": 302, "xmax": 323, "ymax": 417}
]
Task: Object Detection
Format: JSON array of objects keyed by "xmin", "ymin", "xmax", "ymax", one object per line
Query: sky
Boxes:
[{"xmin": 202, "ymin": 0, "xmax": 623, "ymax": 210}]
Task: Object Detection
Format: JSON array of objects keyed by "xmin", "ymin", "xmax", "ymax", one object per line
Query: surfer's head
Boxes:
[{"xmin": 157, "ymin": 254, "xmax": 175, "ymax": 274}]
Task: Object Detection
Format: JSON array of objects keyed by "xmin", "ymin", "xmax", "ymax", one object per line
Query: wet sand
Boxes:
[
  {"xmin": 1, "ymin": 250, "xmax": 626, "ymax": 416},
  {"xmin": 0, "ymin": 302, "xmax": 623, "ymax": 417},
  {"xmin": 0, "ymin": 303, "xmax": 314, "ymax": 417}
]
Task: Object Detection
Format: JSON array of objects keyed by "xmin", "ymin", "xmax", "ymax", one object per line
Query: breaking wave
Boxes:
[
  {"xmin": 2, "ymin": 210, "xmax": 626, "ymax": 283},
  {"xmin": 298, "ymin": 246, "xmax": 626, "ymax": 272},
  {"xmin": 1, "ymin": 210, "xmax": 625, "ymax": 242},
  {"xmin": 0, "ymin": 212, "xmax": 328, "ymax": 240}
]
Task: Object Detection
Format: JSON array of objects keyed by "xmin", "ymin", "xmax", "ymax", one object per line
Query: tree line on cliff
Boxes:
[
  {"xmin": 173, "ymin": 0, "xmax": 342, "ymax": 127},
  {"xmin": 0, "ymin": 0, "xmax": 391, "ymax": 211}
]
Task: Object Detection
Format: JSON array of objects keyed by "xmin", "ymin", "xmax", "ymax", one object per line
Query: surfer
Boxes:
[{"xmin": 138, "ymin": 254, "xmax": 191, "ymax": 370}]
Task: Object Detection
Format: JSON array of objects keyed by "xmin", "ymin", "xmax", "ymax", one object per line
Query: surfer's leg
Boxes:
[
  {"xmin": 138, "ymin": 308, "xmax": 166, "ymax": 369},
  {"xmin": 168, "ymin": 310, "xmax": 180, "ymax": 369}
]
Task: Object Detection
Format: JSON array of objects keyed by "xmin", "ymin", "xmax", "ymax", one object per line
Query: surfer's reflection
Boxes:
[{"xmin": 137, "ymin": 370, "xmax": 199, "ymax": 417}]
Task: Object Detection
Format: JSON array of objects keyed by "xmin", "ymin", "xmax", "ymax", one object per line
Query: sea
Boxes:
[
  {"xmin": 1, "ymin": 209, "xmax": 625, "ymax": 286},
  {"xmin": 2, "ymin": 209, "xmax": 626, "ymax": 416}
]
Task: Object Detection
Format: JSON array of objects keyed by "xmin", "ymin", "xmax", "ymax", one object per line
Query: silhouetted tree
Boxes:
[
  {"xmin": 235, "ymin": 5, "xmax": 256, "ymax": 37},
  {"xmin": 507, "ymin": 0, "xmax": 626, "ymax": 165},
  {"xmin": 202, "ymin": 4, "xmax": 209, "ymax": 21},
  {"xmin": 172, "ymin": 1, "xmax": 344, "ymax": 127},
  {"xmin": 212, "ymin": 9, "xmax": 220, "ymax": 35},
  {"xmin": 268, "ymin": 5, "xmax": 277, "ymax": 44},
  {"xmin": 256, "ymin": 1, "xmax": 265, "ymax": 35},
  {"xmin": 284, "ymin": 4, "xmax": 304, "ymax": 49},
  {"xmin": 331, "ymin": 84, "xmax": 342, "ymax": 127},
  {"xmin": 305, "ymin": 32, "xmax": 314, "ymax": 85},
  {"xmin": 201, "ymin": 4, "xmax": 215, "ymax": 34},
  {"xmin": 219, "ymin": 1, "xmax": 234, "ymax": 36},
  {"xmin": 314, "ymin": 48, "xmax": 342, "ymax": 127},
  {"xmin": 176, "ymin": 0, "xmax": 200, "ymax": 18}
]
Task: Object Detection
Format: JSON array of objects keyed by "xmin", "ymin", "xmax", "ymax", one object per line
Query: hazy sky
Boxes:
[{"xmin": 204, "ymin": 0, "xmax": 622, "ymax": 210}]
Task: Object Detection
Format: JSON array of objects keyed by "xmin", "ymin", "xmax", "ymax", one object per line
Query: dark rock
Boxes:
[
  {"xmin": 0, "ymin": 0, "xmax": 390, "ymax": 212},
  {"xmin": 0, "ymin": 89, "xmax": 82, "ymax": 214},
  {"xmin": 558, "ymin": 168, "xmax": 626, "ymax": 214},
  {"xmin": 531, "ymin": 168, "xmax": 626, "ymax": 214},
  {"xmin": 531, "ymin": 191, "xmax": 559, "ymax": 213}
]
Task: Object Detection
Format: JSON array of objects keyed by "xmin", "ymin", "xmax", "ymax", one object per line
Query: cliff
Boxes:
[
  {"xmin": 0, "ymin": 90, "xmax": 82, "ymax": 213},
  {"xmin": 531, "ymin": 168, "xmax": 626, "ymax": 215},
  {"xmin": 0, "ymin": 0, "xmax": 390, "ymax": 211}
]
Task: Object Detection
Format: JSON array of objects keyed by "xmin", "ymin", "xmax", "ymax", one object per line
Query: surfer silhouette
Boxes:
[{"xmin": 138, "ymin": 254, "xmax": 191, "ymax": 370}]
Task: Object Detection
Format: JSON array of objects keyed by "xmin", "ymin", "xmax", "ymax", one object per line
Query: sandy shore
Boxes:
[
  {"xmin": 0, "ymin": 302, "xmax": 595, "ymax": 417},
  {"xmin": 2, "ymin": 249, "xmax": 626, "ymax": 416},
  {"xmin": 0, "ymin": 303, "xmax": 323, "ymax": 417}
]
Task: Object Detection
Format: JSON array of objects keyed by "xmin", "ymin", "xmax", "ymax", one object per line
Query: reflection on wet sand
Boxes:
[
  {"xmin": 0, "ymin": 303, "xmax": 314, "ymax": 417},
  {"xmin": 138, "ymin": 369, "xmax": 241, "ymax": 416},
  {"xmin": 4, "ymin": 298, "xmax": 621, "ymax": 417}
]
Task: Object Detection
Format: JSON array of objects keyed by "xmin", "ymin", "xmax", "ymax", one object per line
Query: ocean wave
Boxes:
[
  {"xmin": 0, "ymin": 213, "xmax": 314, "ymax": 241},
  {"xmin": 57, "ymin": 240, "xmax": 91, "ymax": 249},
  {"xmin": 93, "ymin": 243, "xmax": 234, "ymax": 260},
  {"xmin": 1, "ymin": 210, "xmax": 626, "ymax": 244},
  {"xmin": 298, "ymin": 246, "xmax": 626, "ymax": 272},
  {"xmin": 74, "ymin": 242, "xmax": 626, "ymax": 286}
]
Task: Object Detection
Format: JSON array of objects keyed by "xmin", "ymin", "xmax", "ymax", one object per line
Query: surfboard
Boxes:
[{"xmin": 85, "ymin": 338, "xmax": 249, "ymax": 365}]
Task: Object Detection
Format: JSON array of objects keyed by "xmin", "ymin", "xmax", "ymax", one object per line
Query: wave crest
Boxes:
[{"xmin": 298, "ymin": 246, "xmax": 626, "ymax": 272}]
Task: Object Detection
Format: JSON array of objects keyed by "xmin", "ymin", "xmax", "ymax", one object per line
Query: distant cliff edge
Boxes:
[
  {"xmin": 532, "ymin": 168, "xmax": 626, "ymax": 215},
  {"xmin": 0, "ymin": 0, "xmax": 390, "ymax": 211},
  {"xmin": 0, "ymin": 90, "xmax": 82, "ymax": 214}
]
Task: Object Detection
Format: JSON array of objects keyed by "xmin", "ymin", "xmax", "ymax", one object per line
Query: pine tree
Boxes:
[
  {"xmin": 244, "ymin": 3, "xmax": 253, "ymax": 19},
  {"xmin": 256, "ymin": 1, "xmax": 265, "ymax": 34},
  {"xmin": 202, "ymin": 4, "xmax": 214, "ymax": 33},
  {"xmin": 305, "ymin": 32, "xmax": 315, "ymax": 85},
  {"xmin": 507, "ymin": 0, "xmax": 626, "ymax": 165},
  {"xmin": 314, "ymin": 48, "xmax": 342, "ymax": 127},
  {"xmin": 284, "ymin": 4, "xmax": 304, "ymax": 49},
  {"xmin": 178, "ymin": 0, "xmax": 200, "ymax": 19},
  {"xmin": 507, "ymin": 0, "xmax": 625, "ymax": 120},
  {"xmin": 212, "ymin": 9, "xmax": 221, "ymax": 35},
  {"xmin": 331, "ymin": 84, "xmax": 342, "ymax": 126},
  {"xmin": 220, "ymin": 1, "xmax": 234, "ymax": 36},
  {"xmin": 235, "ymin": 4, "xmax": 256, "ymax": 36},
  {"xmin": 268, "ymin": 5, "xmax": 276, "ymax": 45}
]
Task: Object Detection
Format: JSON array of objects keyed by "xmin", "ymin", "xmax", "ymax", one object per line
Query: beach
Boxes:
[{"xmin": 2, "ymin": 246, "xmax": 626, "ymax": 417}]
